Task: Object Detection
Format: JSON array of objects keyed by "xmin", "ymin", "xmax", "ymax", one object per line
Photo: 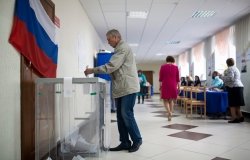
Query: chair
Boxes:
[
  {"xmin": 176, "ymin": 86, "xmax": 184, "ymax": 105},
  {"xmin": 176, "ymin": 86, "xmax": 191, "ymax": 112},
  {"xmin": 185, "ymin": 86, "xmax": 206, "ymax": 118}
]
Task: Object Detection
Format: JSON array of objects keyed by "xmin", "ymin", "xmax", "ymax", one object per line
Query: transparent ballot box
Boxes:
[{"xmin": 35, "ymin": 78, "xmax": 111, "ymax": 160}]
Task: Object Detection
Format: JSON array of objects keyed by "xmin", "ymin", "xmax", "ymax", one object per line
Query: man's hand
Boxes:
[{"xmin": 84, "ymin": 68, "xmax": 94, "ymax": 77}]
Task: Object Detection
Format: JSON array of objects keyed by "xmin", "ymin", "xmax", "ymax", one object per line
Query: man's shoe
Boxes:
[
  {"xmin": 109, "ymin": 144, "xmax": 131, "ymax": 151},
  {"xmin": 228, "ymin": 119, "xmax": 240, "ymax": 123},
  {"xmin": 238, "ymin": 117, "xmax": 244, "ymax": 122},
  {"xmin": 128, "ymin": 142, "xmax": 142, "ymax": 153}
]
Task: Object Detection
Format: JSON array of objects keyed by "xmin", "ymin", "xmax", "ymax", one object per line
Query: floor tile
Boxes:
[
  {"xmin": 163, "ymin": 123, "xmax": 198, "ymax": 130},
  {"xmin": 238, "ymin": 140, "xmax": 250, "ymax": 150},
  {"xmin": 199, "ymin": 134, "xmax": 250, "ymax": 147},
  {"xmin": 168, "ymin": 131, "xmax": 212, "ymax": 141},
  {"xmin": 220, "ymin": 148, "xmax": 250, "ymax": 160},
  {"xmin": 154, "ymin": 114, "xmax": 180, "ymax": 118},
  {"xmin": 181, "ymin": 141, "xmax": 233, "ymax": 156},
  {"xmin": 145, "ymin": 134, "xmax": 193, "ymax": 148},
  {"xmin": 151, "ymin": 111, "xmax": 166, "ymax": 114},
  {"xmin": 148, "ymin": 105, "xmax": 163, "ymax": 108},
  {"xmin": 151, "ymin": 148, "xmax": 213, "ymax": 160},
  {"xmin": 100, "ymin": 151, "xmax": 150, "ymax": 160},
  {"xmin": 211, "ymin": 157, "xmax": 230, "ymax": 160},
  {"xmin": 131, "ymin": 141, "xmax": 173, "ymax": 158}
]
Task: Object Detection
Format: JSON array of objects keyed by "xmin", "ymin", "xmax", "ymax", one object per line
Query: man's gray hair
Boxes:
[{"xmin": 106, "ymin": 29, "xmax": 121, "ymax": 39}]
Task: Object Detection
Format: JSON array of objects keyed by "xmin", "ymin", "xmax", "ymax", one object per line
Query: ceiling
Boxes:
[{"xmin": 79, "ymin": 0, "xmax": 250, "ymax": 64}]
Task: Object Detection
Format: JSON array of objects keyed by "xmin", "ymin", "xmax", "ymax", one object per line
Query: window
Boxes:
[
  {"xmin": 213, "ymin": 27, "xmax": 236, "ymax": 73},
  {"xmin": 192, "ymin": 42, "xmax": 206, "ymax": 80}
]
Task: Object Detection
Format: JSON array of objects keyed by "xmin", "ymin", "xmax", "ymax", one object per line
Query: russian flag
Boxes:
[{"xmin": 9, "ymin": 0, "xmax": 58, "ymax": 78}]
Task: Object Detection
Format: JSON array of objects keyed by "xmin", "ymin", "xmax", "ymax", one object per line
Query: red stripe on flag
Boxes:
[{"xmin": 9, "ymin": 17, "xmax": 57, "ymax": 77}]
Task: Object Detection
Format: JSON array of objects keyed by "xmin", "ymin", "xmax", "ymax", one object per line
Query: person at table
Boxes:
[
  {"xmin": 210, "ymin": 71, "xmax": 223, "ymax": 89},
  {"xmin": 159, "ymin": 56, "xmax": 180, "ymax": 121},
  {"xmin": 221, "ymin": 58, "xmax": 245, "ymax": 123},
  {"xmin": 194, "ymin": 75, "xmax": 201, "ymax": 86},
  {"xmin": 180, "ymin": 77, "xmax": 187, "ymax": 86},
  {"xmin": 137, "ymin": 70, "xmax": 147, "ymax": 104},
  {"xmin": 186, "ymin": 76, "xmax": 194, "ymax": 86}
]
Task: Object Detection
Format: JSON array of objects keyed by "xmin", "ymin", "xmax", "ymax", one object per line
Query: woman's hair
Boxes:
[
  {"xmin": 226, "ymin": 58, "xmax": 235, "ymax": 67},
  {"xmin": 195, "ymin": 75, "xmax": 200, "ymax": 81},
  {"xmin": 212, "ymin": 71, "xmax": 219, "ymax": 78},
  {"xmin": 186, "ymin": 76, "xmax": 193, "ymax": 81},
  {"xmin": 166, "ymin": 56, "xmax": 175, "ymax": 63},
  {"xmin": 106, "ymin": 29, "xmax": 121, "ymax": 39}
]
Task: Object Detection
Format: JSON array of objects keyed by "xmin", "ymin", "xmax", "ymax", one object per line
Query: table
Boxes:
[{"xmin": 197, "ymin": 91, "xmax": 228, "ymax": 113}]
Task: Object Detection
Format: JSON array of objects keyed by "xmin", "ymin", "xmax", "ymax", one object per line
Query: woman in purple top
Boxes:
[{"xmin": 159, "ymin": 56, "xmax": 180, "ymax": 121}]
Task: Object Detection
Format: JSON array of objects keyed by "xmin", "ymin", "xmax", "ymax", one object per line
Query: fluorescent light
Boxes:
[
  {"xmin": 128, "ymin": 43, "xmax": 139, "ymax": 47},
  {"xmin": 156, "ymin": 53, "xmax": 167, "ymax": 56},
  {"xmin": 165, "ymin": 41, "xmax": 180, "ymax": 44},
  {"xmin": 127, "ymin": 11, "xmax": 148, "ymax": 19},
  {"xmin": 192, "ymin": 10, "xmax": 216, "ymax": 18}
]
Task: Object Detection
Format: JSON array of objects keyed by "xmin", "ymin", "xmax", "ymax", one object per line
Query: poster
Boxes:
[
  {"xmin": 246, "ymin": 47, "xmax": 250, "ymax": 61},
  {"xmin": 241, "ymin": 53, "xmax": 247, "ymax": 73}
]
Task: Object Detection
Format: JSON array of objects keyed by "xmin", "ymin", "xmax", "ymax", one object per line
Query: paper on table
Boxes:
[{"xmin": 64, "ymin": 77, "xmax": 73, "ymax": 97}]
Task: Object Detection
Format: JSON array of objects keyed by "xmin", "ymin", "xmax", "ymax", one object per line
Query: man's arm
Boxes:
[{"xmin": 84, "ymin": 48, "xmax": 126, "ymax": 76}]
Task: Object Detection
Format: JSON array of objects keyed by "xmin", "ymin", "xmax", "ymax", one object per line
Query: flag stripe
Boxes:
[
  {"xmin": 9, "ymin": 17, "xmax": 57, "ymax": 77},
  {"xmin": 29, "ymin": 0, "xmax": 56, "ymax": 43},
  {"xmin": 15, "ymin": 0, "xmax": 58, "ymax": 64}
]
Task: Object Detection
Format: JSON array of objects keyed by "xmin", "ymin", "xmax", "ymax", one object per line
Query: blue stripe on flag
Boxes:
[{"xmin": 15, "ymin": 0, "xmax": 58, "ymax": 64}]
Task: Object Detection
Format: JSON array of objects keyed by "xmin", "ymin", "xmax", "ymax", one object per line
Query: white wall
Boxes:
[
  {"xmin": 137, "ymin": 62, "xmax": 164, "ymax": 94},
  {"xmin": 240, "ymin": 60, "xmax": 250, "ymax": 113},
  {"xmin": 235, "ymin": 15, "xmax": 250, "ymax": 113},
  {"xmin": 0, "ymin": 0, "xmax": 104, "ymax": 159},
  {"xmin": 0, "ymin": 0, "xmax": 21, "ymax": 159},
  {"xmin": 53, "ymin": 0, "xmax": 104, "ymax": 77}
]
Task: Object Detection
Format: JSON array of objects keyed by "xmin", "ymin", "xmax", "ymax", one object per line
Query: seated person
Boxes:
[
  {"xmin": 194, "ymin": 75, "xmax": 201, "ymax": 86},
  {"xmin": 210, "ymin": 71, "xmax": 223, "ymax": 89},
  {"xmin": 186, "ymin": 76, "xmax": 194, "ymax": 86},
  {"xmin": 180, "ymin": 77, "xmax": 187, "ymax": 86}
]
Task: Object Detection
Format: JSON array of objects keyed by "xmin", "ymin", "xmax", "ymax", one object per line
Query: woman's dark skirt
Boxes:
[{"xmin": 225, "ymin": 86, "xmax": 245, "ymax": 107}]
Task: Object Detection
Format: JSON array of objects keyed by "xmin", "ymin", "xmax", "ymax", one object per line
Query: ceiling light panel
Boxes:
[
  {"xmin": 166, "ymin": 40, "xmax": 180, "ymax": 44},
  {"xmin": 128, "ymin": 43, "xmax": 139, "ymax": 47},
  {"xmin": 192, "ymin": 10, "xmax": 216, "ymax": 18},
  {"xmin": 127, "ymin": 11, "xmax": 148, "ymax": 19}
]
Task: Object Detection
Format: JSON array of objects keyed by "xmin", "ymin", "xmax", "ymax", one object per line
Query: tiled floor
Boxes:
[{"xmin": 96, "ymin": 95, "xmax": 250, "ymax": 160}]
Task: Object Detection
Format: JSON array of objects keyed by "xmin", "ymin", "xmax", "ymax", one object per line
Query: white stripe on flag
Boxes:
[{"xmin": 29, "ymin": 0, "xmax": 56, "ymax": 44}]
